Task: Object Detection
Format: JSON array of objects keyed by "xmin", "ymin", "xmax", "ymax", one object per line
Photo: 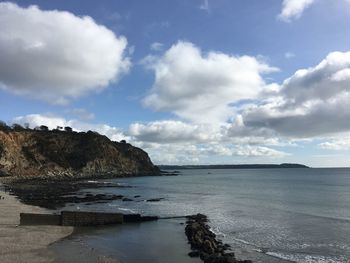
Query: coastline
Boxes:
[
  {"xmin": 0, "ymin": 178, "xmax": 203, "ymax": 263},
  {"xmin": 0, "ymin": 185, "xmax": 73, "ymax": 263}
]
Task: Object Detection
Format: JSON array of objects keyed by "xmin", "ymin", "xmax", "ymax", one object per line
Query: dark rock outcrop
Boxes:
[
  {"xmin": 0, "ymin": 129, "xmax": 159, "ymax": 180},
  {"xmin": 185, "ymin": 214, "xmax": 252, "ymax": 263},
  {"xmin": 4, "ymin": 180, "xmax": 131, "ymax": 209}
]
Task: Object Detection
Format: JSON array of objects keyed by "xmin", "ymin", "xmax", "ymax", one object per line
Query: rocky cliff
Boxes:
[{"xmin": 0, "ymin": 128, "xmax": 159, "ymax": 180}]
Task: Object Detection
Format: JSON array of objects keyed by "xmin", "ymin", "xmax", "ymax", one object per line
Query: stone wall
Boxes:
[
  {"xmin": 20, "ymin": 213, "xmax": 61, "ymax": 225},
  {"xmin": 20, "ymin": 211, "xmax": 124, "ymax": 226},
  {"xmin": 61, "ymin": 211, "xmax": 124, "ymax": 226}
]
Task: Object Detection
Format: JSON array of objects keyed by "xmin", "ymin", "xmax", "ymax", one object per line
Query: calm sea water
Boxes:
[{"xmin": 63, "ymin": 168, "xmax": 350, "ymax": 263}]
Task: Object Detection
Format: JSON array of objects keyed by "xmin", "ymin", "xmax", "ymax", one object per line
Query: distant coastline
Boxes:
[{"xmin": 159, "ymin": 163, "xmax": 309, "ymax": 170}]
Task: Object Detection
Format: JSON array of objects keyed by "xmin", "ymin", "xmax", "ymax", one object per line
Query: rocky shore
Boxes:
[
  {"xmin": 3, "ymin": 179, "xmax": 166, "ymax": 209},
  {"xmin": 185, "ymin": 214, "xmax": 252, "ymax": 263}
]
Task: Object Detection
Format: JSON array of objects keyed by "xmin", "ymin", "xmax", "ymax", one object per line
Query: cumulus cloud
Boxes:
[
  {"xmin": 0, "ymin": 2, "xmax": 130, "ymax": 104},
  {"xmin": 234, "ymin": 145, "xmax": 289, "ymax": 157},
  {"xmin": 242, "ymin": 51, "xmax": 350, "ymax": 137},
  {"xmin": 278, "ymin": 0, "xmax": 315, "ymax": 22},
  {"xmin": 143, "ymin": 41, "xmax": 277, "ymax": 123},
  {"xmin": 319, "ymin": 141, "xmax": 349, "ymax": 151},
  {"xmin": 129, "ymin": 115, "xmax": 296, "ymax": 148},
  {"xmin": 281, "ymin": 52, "xmax": 350, "ymax": 104},
  {"xmin": 135, "ymin": 141, "xmax": 288, "ymax": 164},
  {"xmin": 139, "ymin": 44, "xmax": 350, "ymax": 161},
  {"xmin": 129, "ymin": 120, "xmax": 222, "ymax": 143},
  {"xmin": 12, "ymin": 114, "xmax": 129, "ymax": 142}
]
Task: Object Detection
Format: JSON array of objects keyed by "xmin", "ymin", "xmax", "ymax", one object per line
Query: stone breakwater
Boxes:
[{"xmin": 185, "ymin": 214, "xmax": 252, "ymax": 263}]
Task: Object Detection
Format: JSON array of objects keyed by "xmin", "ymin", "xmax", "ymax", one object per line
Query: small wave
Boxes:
[
  {"xmin": 266, "ymin": 251, "xmax": 347, "ymax": 263},
  {"xmin": 106, "ymin": 204, "xmax": 136, "ymax": 213},
  {"xmin": 232, "ymin": 237, "xmax": 257, "ymax": 247},
  {"xmin": 117, "ymin": 208, "xmax": 137, "ymax": 213},
  {"xmin": 265, "ymin": 252, "xmax": 297, "ymax": 262},
  {"xmin": 210, "ymin": 226, "xmax": 226, "ymax": 238}
]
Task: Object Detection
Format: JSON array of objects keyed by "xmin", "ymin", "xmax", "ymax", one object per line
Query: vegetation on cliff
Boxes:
[{"xmin": 0, "ymin": 122, "xmax": 159, "ymax": 180}]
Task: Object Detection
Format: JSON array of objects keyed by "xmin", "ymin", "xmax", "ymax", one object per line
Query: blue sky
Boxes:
[{"xmin": 1, "ymin": 0, "xmax": 350, "ymax": 166}]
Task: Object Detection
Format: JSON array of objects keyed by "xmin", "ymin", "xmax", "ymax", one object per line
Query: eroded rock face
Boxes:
[{"xmin": 0, "ymin": 129, "xmax": 159, "ymax": 180}]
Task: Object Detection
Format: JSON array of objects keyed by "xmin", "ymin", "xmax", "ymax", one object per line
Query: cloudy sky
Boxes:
[{"xmin": 1, "ymin": 0, "xmax": 350, "ymax": 167}]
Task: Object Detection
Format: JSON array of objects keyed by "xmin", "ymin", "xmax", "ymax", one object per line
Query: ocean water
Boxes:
[{"xmin": 63, "ymin": 168, "xmax": 350, "ymax": 263}]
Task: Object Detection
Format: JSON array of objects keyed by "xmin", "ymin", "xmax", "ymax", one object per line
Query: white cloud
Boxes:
[
  {"xmin": 242, "ymin": 51, "xmax": 350, "ymax": 137},
  {"xmin": 135, "ymin": 141, "xmax": 288, "ymax": 165},
  {"xmin": 13, "ymin": 114, "xmax": 68, "ymax": 130},
  {"xmin": 0, "ymin": 2, "xmax": 130, "ymax": 104},
  {"xmin": 234, "ymin": 145, "xmax": 289, "ymax": 157},
  {"xmin": 281, "ymin": 51, "xmax": 350, "ymax": 104},
  {"xmin": 150, "ymin": 42, "xmax": 164, "ymax": 51},
  {"xmin": 12, "ymin": 114, "xmax": 129, "ymax": 142},
  {"xmin": 279, "ymin": 0, "xmax": 315, "ymax": 22},
  {"xmin": 129, "ymin": 116, "xmax": 294, "ymax": 146},
  {"xmin": 129, "ymin": 120, "xmax": 222, "ymax": 143},
  {"xmin": 318, "ymin": 135, "xmax": 350, "ymax": 150},
  {"xmin": 285, "ymin": 52, "xmax": 295, "ymax": 59},
  {"xmin": 127, "ymin": 118, "xmax": 290, "ymax": 164},
  {"xmin": 143, "ymin": 41, "xmax": 277, "ymax": 124}
]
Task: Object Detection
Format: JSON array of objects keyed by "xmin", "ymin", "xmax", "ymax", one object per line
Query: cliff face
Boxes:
[{"xmin": 0, "ymin": 129, "xmax": 159, "ymax": 180}]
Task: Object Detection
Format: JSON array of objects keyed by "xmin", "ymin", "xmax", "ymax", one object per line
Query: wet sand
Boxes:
[{"xmin": 0, "ymin": 185, "xmax": 73, "ymax": 263}]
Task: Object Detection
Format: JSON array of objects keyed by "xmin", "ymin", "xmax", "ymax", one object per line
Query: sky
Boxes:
[{"xmin": 1, "ymin": 0, "xmax": 350, "ymax": 167}]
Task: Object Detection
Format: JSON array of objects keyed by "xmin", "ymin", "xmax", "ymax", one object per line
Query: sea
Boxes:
[{"xmin": 55, "ymin": 168, "xmax": 350, "ymax": 263}]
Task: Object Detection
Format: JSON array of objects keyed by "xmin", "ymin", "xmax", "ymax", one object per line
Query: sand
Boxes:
[{"xmin": 0, "ymin": 186, "xmax": 73, "ymax": 263}]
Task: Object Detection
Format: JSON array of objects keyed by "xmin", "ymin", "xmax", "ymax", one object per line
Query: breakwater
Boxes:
[{"xmin": 20, "ymin": 211, "xmax": 158, "ymax": 226}]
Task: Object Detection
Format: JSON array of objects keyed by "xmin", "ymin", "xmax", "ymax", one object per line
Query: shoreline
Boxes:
[
  {"xmin": 0, "ymin": 185, "xmax": 74, "ymax": 263},
  {"xmin": 1, "ymin": 176, "xmax": 287, "ymax": 263}
]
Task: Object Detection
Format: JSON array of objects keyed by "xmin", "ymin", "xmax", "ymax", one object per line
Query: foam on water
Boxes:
[{"xmin": 266, "ymin": 251, "xmax": 348, "ymax": 263}]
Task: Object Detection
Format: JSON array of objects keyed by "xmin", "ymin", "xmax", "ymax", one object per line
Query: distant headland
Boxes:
[{"xmin": 159, "ymin": 163, "xmax": 309, "ymax": 170}]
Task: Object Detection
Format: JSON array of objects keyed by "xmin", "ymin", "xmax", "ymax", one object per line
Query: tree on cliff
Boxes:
[
  {"xmin": 0, "ymin": 120, "xmax": 9, "ymax": 131},
  {"xmin": 12, "ymin": 124, "xmax": 25, "ymax": 131}
]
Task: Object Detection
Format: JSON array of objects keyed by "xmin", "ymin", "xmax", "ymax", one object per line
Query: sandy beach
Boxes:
[{"xmin": 0, "ymin": 185, "xmax": 73, "ymax": 263}]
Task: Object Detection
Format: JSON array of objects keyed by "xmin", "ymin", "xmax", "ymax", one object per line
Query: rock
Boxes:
[
  {"xmin": 185, "ymin": 214, "xmax": 251, "ymax": 263},
  {"xmin": 123, "ymin": 214, "xmax": 142, "ymax": 222},
  {"xmin": 122, "ymin": 198, "xmax": 133, "ymax": 202},
  {"xmin": 203, "ymin": 240, "xmax": 216, "ymax": 254},
  {"xmin": 188, "ymin": 251, "xmax": 200, "ymax": 258},
  {"xmin": 2, "ymin": 181, "xmax": 130, "ymax": 209}
]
